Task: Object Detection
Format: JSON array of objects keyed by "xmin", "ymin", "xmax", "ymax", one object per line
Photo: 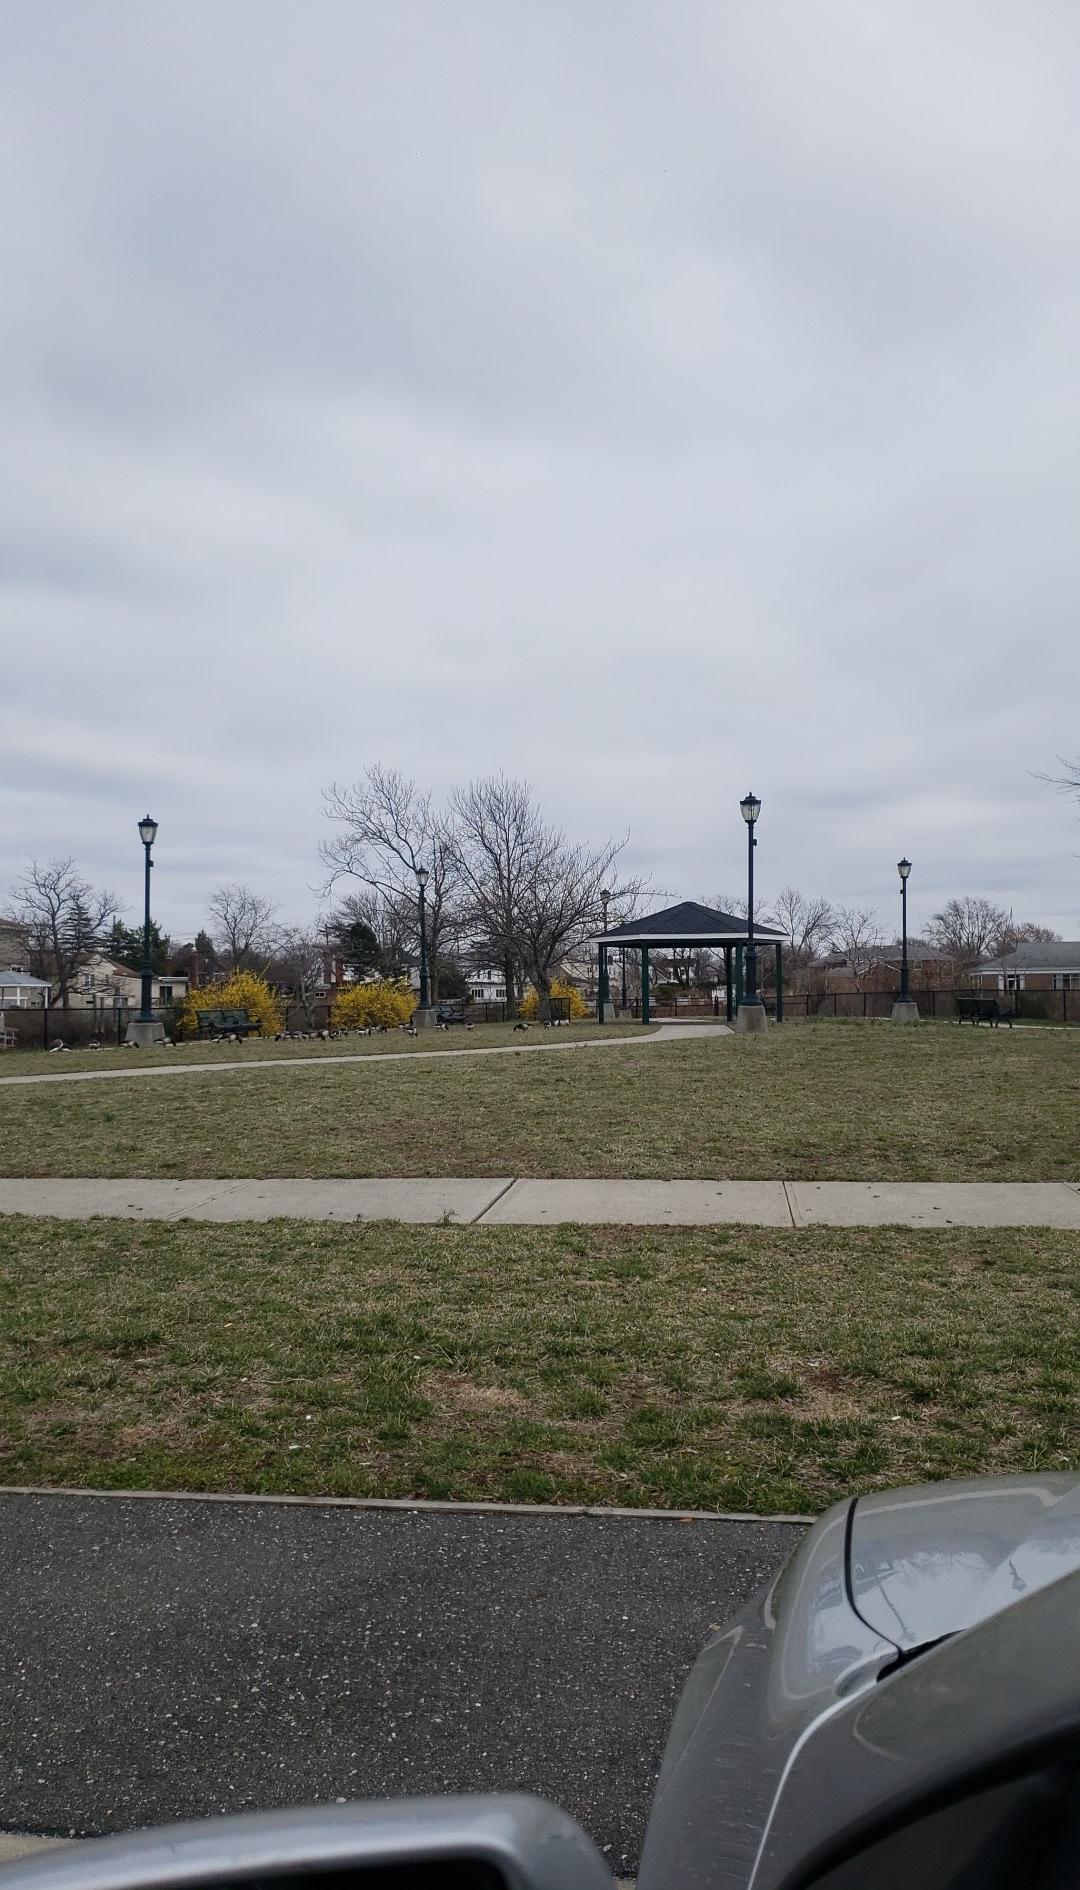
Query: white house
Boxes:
[
  {"xmin": 68, "ymin": 955, "xmax": 189, "ymax": 1012},
  {"xmin": 466, "ymin": 966, "xmax": 507, "ymax": 1002}
]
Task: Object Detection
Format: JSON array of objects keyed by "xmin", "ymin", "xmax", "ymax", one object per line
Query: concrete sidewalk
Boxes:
[
  {"xmin": 1, "ymin": 1176, "xmax": 1079, "ymax": 1226},
  {"xmin": 0, "ymin": 1023, "xmax": 727, "ymax": 1088}
]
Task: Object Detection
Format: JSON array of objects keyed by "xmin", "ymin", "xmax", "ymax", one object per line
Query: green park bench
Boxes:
[
  {"xmin": 197, "ymin": 1007, "xmax": 260, "ymax": 1040},
  {"xmin": 956, "ymin": 995, "xmax": 1014, "ymax": 1028}
]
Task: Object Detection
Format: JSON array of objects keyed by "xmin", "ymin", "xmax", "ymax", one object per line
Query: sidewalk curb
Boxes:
[{"xmin": 0, "ymin": 1483, "xmax": 812, "ymax": 1526}]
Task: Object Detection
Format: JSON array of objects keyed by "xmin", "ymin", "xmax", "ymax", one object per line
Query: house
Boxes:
[
  {"xmin": 970, "ymin": 941, "xmax": 1080, "ymax": 993},
  {"xmin": 67, "ymin": 955, "xmax": 189, "ymax": 1012},
  {"xmin": 466, "ymin": 966, "xmax": 507, "ymax": 1002},
  {"xmin": 0, "ymin": 969, "xmax": 51, "ymax": 1009},
  {"xmin": 820, "ymin": 941, "xmax": 950, "ymax": 987}
]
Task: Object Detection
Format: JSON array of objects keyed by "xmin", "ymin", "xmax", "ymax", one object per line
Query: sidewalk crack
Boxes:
[
  {"xmin": 471, "ymin": 1178, "xmax": 517, "ymax": 1224},
  {"xmin": 782, "ymin": 1180, "xmax": 798, "ymax": 1228}
]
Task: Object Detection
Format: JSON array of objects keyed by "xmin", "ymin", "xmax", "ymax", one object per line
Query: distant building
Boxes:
[
  {"xmin": 66, "ymin": 954, "xmax": 189, "ymax": 1012},
  {"xmin": 970, "ymin": 942, "xmax": 1080, "ymax": 993},
  {"xmin": 0, "ymin": 969, "xmax": 50, "ymax": 1009},
  {"xmin": 466, "ymin": 966, "xmax": 507, "ymax": 1002}
]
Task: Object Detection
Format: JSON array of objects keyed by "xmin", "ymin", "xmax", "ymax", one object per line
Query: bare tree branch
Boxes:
[
  {"xmin": 9, "ymin": 857, "xmax": 121, "ymax": 1009},
  {"xmin": 207, "ymin": 883, "xmax": 278, "ymax": 972}
]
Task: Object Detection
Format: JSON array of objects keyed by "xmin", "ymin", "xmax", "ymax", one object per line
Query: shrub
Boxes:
[
  {"xmin": 519, "ymin": 977, "xmax": 588, "ymax": 1020},
  {"xmin": 331, "ymin": 979, "xmax": 415, "ymax": 1031},
  {"xmin": 180, "ymin": 971, "xmax": 284, "ymax": 1038}
]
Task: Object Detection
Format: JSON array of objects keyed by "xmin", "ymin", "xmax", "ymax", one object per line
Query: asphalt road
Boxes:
[{"xmin": 0, "ymin": 1494, "xmax": 802, "ymax": 1875}]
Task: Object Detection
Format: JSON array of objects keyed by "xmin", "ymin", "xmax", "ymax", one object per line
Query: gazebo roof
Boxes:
[{"xmin": 596, "ymin": 899, "xmax": 785, "ymax": 945}]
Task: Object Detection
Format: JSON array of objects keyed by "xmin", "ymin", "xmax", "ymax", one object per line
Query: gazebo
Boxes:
[{"xmin": 592, "ymin": 900, "xmax": 786, "ymax": 1025}]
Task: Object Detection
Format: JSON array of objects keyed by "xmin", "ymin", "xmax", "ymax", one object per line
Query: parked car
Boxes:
[{"xmin": 6, "ymin": 1474, "xmax": 1079, "ymax": 1890}]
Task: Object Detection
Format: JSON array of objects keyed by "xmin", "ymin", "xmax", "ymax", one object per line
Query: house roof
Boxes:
[
  {"xmin": 0, "ymin": 970, "xmax": 50, "ymax": 989},
  {"xmin": 597, "ymin": 899, "xmax": 785, "ymax": 944},
  {"xmin": 972, "ymin": 941, "xmax": 1080, "ymax": 973}
]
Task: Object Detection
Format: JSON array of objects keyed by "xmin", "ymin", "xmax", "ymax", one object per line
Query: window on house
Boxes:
[
  {"xmin": 496, "ymin": 988, "xmax": 506, "ymax": 999},
  {"xmin": 159, "ymin": 985, "xmax": 173, "ymax": 1003},
  {"xmin": 1006, "ymin": 974, "xmax": 1026, "ymax": 992},
  {"xmin": 82, "ymin": 973, "xmax": 94, "ymax": 990},
  {"xmin": 1054, "ymin": 973, "xmax": 1077, "ymax": 990}
]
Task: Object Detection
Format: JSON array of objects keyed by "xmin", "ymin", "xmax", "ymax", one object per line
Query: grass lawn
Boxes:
[
  {"xmin": 1, "ymin": 1020, "xmax": 1077, "ymax": 1181},
  {"xmin": 0, "ymin": 1019, "xmax": 652, "ymax": 1077},
  {"xmin": 0, "ymin": 1217, "xmax": 1075, "ymax": 1514}
]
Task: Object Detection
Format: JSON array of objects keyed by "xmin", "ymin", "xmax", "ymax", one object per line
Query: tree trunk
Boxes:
[
  {"xmin": 533, "ymin": 967, "xmax": 553, "ymax": 1022},
  {"xmin": 503, "ymin": 951, "xmax": 517, "ymax": 1020}
]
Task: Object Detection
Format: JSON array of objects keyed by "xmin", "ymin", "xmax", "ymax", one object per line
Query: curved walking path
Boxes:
[
  {"xmin": 0, "ymin": 1022, "xmax": 726, "ymax": 1088},
  {"xmin": 0, "ymin": 1176, "xmax": 1077, "ymax": 1227}
]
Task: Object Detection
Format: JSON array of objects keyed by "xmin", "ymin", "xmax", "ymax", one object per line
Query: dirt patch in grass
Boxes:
[{"xmin": 0, "ymin": 1216, "xmax": 1075, "ymax": 1514}]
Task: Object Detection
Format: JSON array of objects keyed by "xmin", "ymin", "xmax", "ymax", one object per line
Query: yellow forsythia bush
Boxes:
[
  {"xmin": 331, "ymin": 979, "xmax": 415, "ymax": 1031},
  {"xmin": 519, "ymin": 977, "xmax": 588, "ymax": 1019},
  {"xmin": 180, "ymin": 971, "xmax": 284, "ymax": 1038}
]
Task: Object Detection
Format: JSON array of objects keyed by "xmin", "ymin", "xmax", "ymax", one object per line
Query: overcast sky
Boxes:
[{"xmin": 3, "ymin": 1, "xmax": 1078, "ymax": 944}]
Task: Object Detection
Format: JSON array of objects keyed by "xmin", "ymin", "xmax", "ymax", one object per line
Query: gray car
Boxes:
[{"xmin": 4, "ymin": 1473, "xmax": 1080, "ymax": 1890}]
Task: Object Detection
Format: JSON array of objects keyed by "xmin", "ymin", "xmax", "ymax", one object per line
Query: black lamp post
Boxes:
[
  {"xmin": 416, "ymin": 865, "xmax": 430, "ymax": 1011},
  {"xmin": 599, "ymin": 888, "xmax": 611, "ymax": 1019},
  {"xmin": 738, "ymin": 791, "xmax": 766, "ymax": 1027},
  {"xmin": 897, "ymin": 857, "xmax": 912, "ymax": 1005},
  {"xmin": 137, "ymin": 816, "xmax": 158, "ymax": 1024}
]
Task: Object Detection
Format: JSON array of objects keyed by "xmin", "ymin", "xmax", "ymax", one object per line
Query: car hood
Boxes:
[{"xmin": 848, "ymin": 1471, "xmax": 1080, "ymax": 1652}]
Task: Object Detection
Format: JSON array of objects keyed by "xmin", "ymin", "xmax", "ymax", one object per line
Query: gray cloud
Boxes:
[{"xmin": 2, "ymin": 0, "xmax": 1078, "ymax": 942}]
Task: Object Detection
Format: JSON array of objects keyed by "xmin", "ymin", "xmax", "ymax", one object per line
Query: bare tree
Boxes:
[
  {"xmin": 1040, "ymin": 754, "xmax": 1080, "ymax": 802},
  {"xmin": 329, "ymin": 888, "xmax": 412, "ymax": 980},
  {"xmin": 995, "ymin": 915, "xmax": 1061, "ymax": 953},
  {"xmin": 711, "ymin": 890, "xmax": 749, "ymax": 919},
  {"xmin": 925, "ymin": 896, "xmax": 1010, "ymax": 963},
  {"xmin": 451, "ymin": 774, "xmax": 645, "ymax": 1019},
  {"xmin": 207, "ymin": 883, "xmax": 278, "ymax": 972},
  {"xmin": 450, "ymin": 774, "xmax": 536, "ymax": 1018},
  {"xmin": 269, "ymin": 926, "xmax": 325, "ymax": 1026},
  {"xmin": 771, "ymin": 887, "xmax": 835, "ymax": 988},
  {"xmin": 9, "ymin": 858, "xmax": 121, "ymax": 1010},
  {"xmin": 829, "ymin": 905, "xmax": 883, "ymax": 990},
  {"xmin": 516, "ymin": 825, "xmax": 628, "ymax": 1020},
  {"xmin": 321, "ymin": 766, "xmax": 459, "ymax": 1002}
]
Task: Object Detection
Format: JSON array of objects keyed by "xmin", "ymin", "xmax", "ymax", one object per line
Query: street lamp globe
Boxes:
[
  {"xmin": 416, "ymin": 865, "xmax": 429, "ymax": 888},
  {"xmin": 740, "ymin": 792, "xmax": 762, "ymax": 826},
  {"xmin": 138, "ymin": 816, "xmax": 159, "ymax": 847},
  {"xmin": 898, "ymin": 857, "xmax": 912, "ymax": 881}
]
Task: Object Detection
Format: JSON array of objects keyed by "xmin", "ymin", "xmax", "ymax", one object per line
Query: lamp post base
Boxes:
[
  {"xmin": 890, "ymin": 999, "xmax": 921, "ymax": 1024},
  {"xmin": 412, "ymin": 1005, "xmax": 436, "ymax": 1030},
  {"xmin": 125, "ymin": 1019, "xmax": 167, "ymax": 1048},
  {"xmin": 734, "ymin": 999, "xmax": 768, "ymax": 1034}
]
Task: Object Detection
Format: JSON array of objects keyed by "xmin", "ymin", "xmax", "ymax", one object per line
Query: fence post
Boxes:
[{"xmin": 43, "ymin": 1006, "xmax": 48, "ymax": 1049}]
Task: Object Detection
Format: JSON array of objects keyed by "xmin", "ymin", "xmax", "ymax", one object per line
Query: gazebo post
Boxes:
[
  {"xmin": 775, "ymin": 942, "xmax": 784, "ymax": 1022},
  {"xmin": 641, "ymin": 946, "xmax": 650, "ymax": 1024},
  {"xmin": 598, "ymin": 944, "xmax": 607, "ymax": 1024},
  {"xmin": 724, "ymin": 944, "xmax": 733, "ymax": 1023}
]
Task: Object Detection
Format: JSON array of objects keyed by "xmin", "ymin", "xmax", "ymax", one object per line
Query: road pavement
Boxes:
[{"xmin": 0, "ymin": 1493, "xmax": 801, "ymax": 1875}]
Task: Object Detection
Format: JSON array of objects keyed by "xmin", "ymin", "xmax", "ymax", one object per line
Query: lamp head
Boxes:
[
  {"xmin": 138, "ymin": 816, "xmax": 158, "ymax": 847},
  {"xmin": 416, "ymin": 865, "xmax": 429, "ymax": 889},
  {"xmin": 898, "ymin": 857, "xmax": 912, "ymax": 881},
  {"xmin": 740, "ymin": 792, "xmax": 762, "ymax": 826}
]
